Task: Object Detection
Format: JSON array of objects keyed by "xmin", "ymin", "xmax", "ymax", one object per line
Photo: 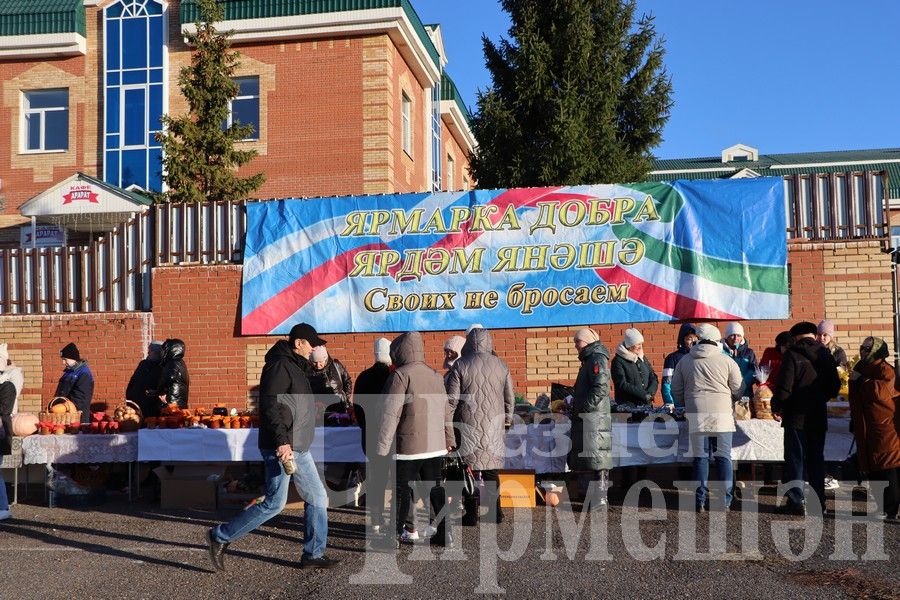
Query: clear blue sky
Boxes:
[{"xmin": 416, "ymin": 0, "xmax": 900, "ymax": 159}]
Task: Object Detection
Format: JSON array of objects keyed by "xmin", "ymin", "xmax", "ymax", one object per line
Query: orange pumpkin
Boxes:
[{"xmin": 50, "ymin": 404, "xmax": 68, "ymax": 414}]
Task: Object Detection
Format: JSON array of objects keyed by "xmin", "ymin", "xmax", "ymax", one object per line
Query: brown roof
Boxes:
[{"xmin": 0, "ymin": 215, "xmax": 30, "ymax": 229}]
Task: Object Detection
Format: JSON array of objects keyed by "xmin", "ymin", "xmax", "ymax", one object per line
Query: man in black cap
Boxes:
[
  {"xmin": 772, "ymin": 321, "xmax": 840, "ymax": 515},
  {"xmin": 207, "ymin": 323, "xmax": 339, "ymax": 571},
  {"xmin": 55, "ymin": 343, "xmax": 94, "ymax": 423}
]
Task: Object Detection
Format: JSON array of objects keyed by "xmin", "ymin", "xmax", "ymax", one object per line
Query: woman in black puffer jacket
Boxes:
[{"xmin": 157, "ymin": 339, "xmax": 189, "ymax": 409}]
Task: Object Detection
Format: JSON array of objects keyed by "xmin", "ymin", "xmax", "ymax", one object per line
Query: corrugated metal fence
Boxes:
[{"xmin": 0, "ymin": 172, "xmax": 889, "ymax": 314}]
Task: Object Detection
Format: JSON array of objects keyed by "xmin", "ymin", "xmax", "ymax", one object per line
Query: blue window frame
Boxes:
[{"xmin": 104, "ymin": 0, "xmax": 165, "ymax": 191}]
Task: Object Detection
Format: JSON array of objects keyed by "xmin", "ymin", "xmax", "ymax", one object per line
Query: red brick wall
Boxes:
[
  {"xmin": 2, "ymin": 239, "xmax": 892, "ymax": 415},
  {"xmin": 231, "ymin": 38, "xmax": 367, "ymax": 198},
  {"xmin": 40, "ymin": 314, "xmax": 152, "ymax": 409},
  {"xmin": 140, "ymin": 240, "xmax": 890, "ymax": 411}
]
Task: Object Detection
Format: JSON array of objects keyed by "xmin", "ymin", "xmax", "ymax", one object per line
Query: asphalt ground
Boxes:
[{"xmin": 1, "ymin": 480, "xmax": 898, "ymax": 600}]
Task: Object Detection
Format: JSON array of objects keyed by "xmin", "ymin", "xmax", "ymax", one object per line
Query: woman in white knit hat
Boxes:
[
  {"xmin": 722, "ymin": 322, "xmax": 758, "ymax": 398},
  {"xmin": 610, "ymin": 328, "xmax": 659, "ymax": 407}
]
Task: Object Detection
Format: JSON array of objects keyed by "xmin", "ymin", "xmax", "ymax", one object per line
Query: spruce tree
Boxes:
[
  {"xmin": 156, "ymin": 0, "xmax": 264, "ymax": 203},
  {"xmin": 470, "ymin": 0, "xmax": 673, "ymax": 188}
]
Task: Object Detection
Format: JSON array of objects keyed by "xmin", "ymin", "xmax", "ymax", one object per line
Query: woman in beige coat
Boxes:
[{"xmin": 672, "ymin": 324, "xmax": 743, "ymax": 511}]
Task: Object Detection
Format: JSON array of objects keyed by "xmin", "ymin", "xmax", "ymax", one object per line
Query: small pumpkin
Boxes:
[{"xmin": 11, "ymin": 413, "xmax": 39, "ymax": 436}]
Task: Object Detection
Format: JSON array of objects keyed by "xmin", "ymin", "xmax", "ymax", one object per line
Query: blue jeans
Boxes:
[
  {"xmin": 783, "ymin": 426, "xmax": 826, "ymax": 509},
  {"xmin": 213, "ymin": 450, "xmax": 329, "ymax": 559},
  {"xmin": 692, "ymin": 432, "xmax": 733, "ymax": 509},
  {"xmin": 0, "ymin": 469, "xmax": 8, "ymax": 510}
]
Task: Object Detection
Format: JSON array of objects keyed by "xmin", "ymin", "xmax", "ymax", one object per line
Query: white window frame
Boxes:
[
  {"xmin": 21, "ymin": 88, "xmax": 69, "ymax": 154},
  {"xmin": 401, "ymin": 92, "xmax": 412, "ymax": 158},
  {"xmin": 447, "ymin": 154, "xmax": 455, "ymax": 191},
  {"xmin": 227, "ymin": 76, "xmax": 260, "ymax": 142}
]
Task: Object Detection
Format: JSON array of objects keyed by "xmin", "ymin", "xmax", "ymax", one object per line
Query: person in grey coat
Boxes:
[
  {"xmin": 672, "ymin": 324, "xmax": 743, "ymax": 511},
  {"xmin": 446, "ymin": 328, "xmax": 515, "ymax": 524},
  {"xmin": 376, "ymin": 332, "xmax": 455, "ymax": 546},
  {"xmin": 568, "ymin": 328, "xmax": 613, "ymax": 507}
]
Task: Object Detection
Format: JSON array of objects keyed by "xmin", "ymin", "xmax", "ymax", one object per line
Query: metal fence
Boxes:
[
  {"xmin": 784, "ymin": 170, "xmax": 888, "ymax": 240},
  {"xmin": 0, "ymin": 171, "xmax": 889, "ymax": 315},
  {"xmin": 0, "ymin": 211, "xmax": 153, "ymax": 314}
]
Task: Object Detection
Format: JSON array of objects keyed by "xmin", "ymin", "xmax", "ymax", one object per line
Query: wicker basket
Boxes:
[
  {"xmin": 38, "ymin": 396, "xmax": 83, "ymax": 426},
  {"xmin": 113, "ymin": 399, "xmax": 143, "ymax": 432}
]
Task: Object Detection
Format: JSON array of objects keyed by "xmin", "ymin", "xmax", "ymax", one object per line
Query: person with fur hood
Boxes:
[
  {"xmin": 611, "ymin": 328, "xmax": 658, "ymax": 407},
  {"xmin": 0, "ymin": 343, "xmax": 24, "ymax": 520}
]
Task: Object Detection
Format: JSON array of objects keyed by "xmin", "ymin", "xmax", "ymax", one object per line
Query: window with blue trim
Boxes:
[{"xmin": 104, "ymin": 0, "xmax": 165, "ymax": 191}]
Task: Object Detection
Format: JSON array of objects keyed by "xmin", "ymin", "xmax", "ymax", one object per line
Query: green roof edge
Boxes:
[
  {"xmin": 0, "ymin": 1, "xmax": 86, "ymax": 37},
  {"xmin": 179, "ymin": 0, "xmax": 441, "ymax": 68},
  {"xmin": 441, "ymin": 71, "xmax": 472, "ymax": 125}
]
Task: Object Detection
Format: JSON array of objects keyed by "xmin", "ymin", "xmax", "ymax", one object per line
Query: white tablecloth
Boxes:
[
  {"xmin": 22, "ymin": 433, "xmax": 139, "ymax": 465},
  {"xmin": 137, "ymin": 427, "xmax": 366, "ymax": 463},
  {"xmin": 502, "ymin": 418, "xmax": 854, "ymax": 473}
]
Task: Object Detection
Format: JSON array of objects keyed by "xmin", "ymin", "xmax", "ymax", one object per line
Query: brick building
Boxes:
[
  {"xmin": 0, "ymin": 5, "xmax": 895, "ymax": 415},
  {"xmin": 0, "ymin": 0, "xmax": 475, "ymax": 246}
]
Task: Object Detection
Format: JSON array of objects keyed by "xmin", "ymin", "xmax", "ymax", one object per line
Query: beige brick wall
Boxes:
[
  {"xmin": 822, "ymin": 240, "xmax": 894, "ymax": 355},
  {"xmin": 526, "ymin": 335, "xmax": 580, "ymax": 382},
  {"xmin": 0, "ymin": 317, "xmax": 43, "ymax": 413},
  {"xmin": 362, "ymin": 35, "xmax": 395, "ymax": 194},
  {"xmin": 246, "ymin": 344, "xmax": 268, "ymax": 409}
]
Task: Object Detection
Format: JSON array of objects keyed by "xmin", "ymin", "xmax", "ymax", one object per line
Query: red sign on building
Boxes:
[{"xmin": 62, "ymin": 185, "xmax": 100, "ymax": 205}]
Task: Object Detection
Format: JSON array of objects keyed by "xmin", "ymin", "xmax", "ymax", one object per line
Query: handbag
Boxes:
[{"xmin": 443, "ymin": 454, "xmax": 476, "ymax": 497}]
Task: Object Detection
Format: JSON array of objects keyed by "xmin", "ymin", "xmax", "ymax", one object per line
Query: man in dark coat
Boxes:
[
  {"xmin": 55, "ymin": 343, "xmax": 94, "ymax": 424},
  {"xmin": 569, "ymin": 328, "xmax": 613, "ymax": 507},
  {"xmin": 353, "ymin": 338, "xmax": 392, "ymax": 533},
  {"xmin": 661, "ymin": 323, "xmax": 697, "ymax": 408},
  {"xmin": 207, "ymin": 323, "xmax": 339, "ymax": 571},
  {"xmin": 125, "ymin": 341, "xmax": 164, "ymax": 418},
  {"xmin": 157, "ymin": 339, "xmax": 189, "ymax": 409},
  {"xmin": 772, "ymin": 321, "xmax": 841, "ymax": 515}
]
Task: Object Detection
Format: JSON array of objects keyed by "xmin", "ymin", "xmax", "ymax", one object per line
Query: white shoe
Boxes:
[
  {"xmin": 0, "ymin": 510, "xmax": 11, "ymax": 521},
  {"xmin": 399, "ymin": 527, "xmax": 419, "ymax": 543},
  {"xmin": 422, "ymin": 525, "xmax": 437, "ymax": 538},
  {"xmin": 824, "ymin": 476, "xmax": 840, "ymax": 491}
]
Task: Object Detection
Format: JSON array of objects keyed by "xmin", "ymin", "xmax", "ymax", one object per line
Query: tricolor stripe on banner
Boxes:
[{"xmin": 240, "ymin": 179, "xmax": 789, "ymax": 335}]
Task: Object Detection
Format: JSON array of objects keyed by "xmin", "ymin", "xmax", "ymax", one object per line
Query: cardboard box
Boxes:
[
  {"xmin": 498, "ymin": 470, "xmax": 536, "ymax": 508},
  {"xmin": 154, "ymin": 465, "xmax": 223, "ymax": 510}
]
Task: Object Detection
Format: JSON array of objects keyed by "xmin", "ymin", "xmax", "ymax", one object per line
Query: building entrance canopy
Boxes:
[{"xmin": 19, "ymin": 172, "xmax": 152, "ymax": 232}]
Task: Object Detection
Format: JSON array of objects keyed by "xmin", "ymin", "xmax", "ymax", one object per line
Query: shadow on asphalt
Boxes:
[{"xmin": 0, "ymin": 521, "xmax": 211, "ymax": 573}]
